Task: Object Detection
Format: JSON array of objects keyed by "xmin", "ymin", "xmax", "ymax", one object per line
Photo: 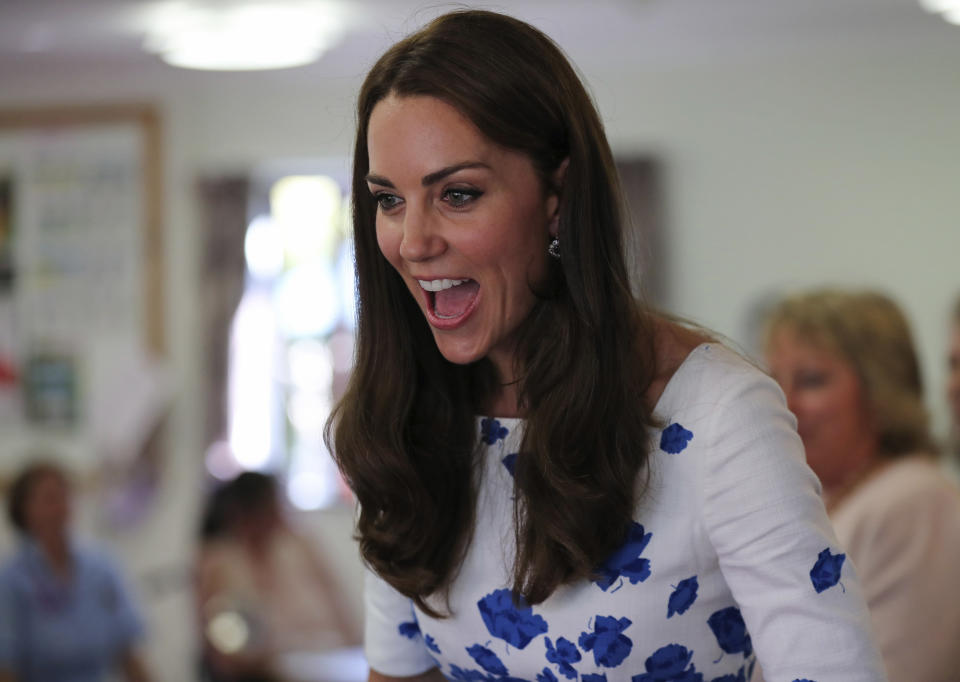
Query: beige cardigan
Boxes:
[{"xmin": 830, "ymin": 456, "xmax": 960, "ymax": 682}]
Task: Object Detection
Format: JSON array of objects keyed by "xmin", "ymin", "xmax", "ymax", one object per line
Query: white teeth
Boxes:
[{"xmin": 417, "ymin": 278, "xmax": 468, "ymax": 292}]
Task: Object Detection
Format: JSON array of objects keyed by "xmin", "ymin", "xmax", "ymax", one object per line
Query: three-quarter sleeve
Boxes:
[
  {"xmin": 363, "ymin": 565, "xmax": 438, "ymax": 676},
  {"xmin": 700, "ymin": 364, "xmax": 887, "ymax": 682}
]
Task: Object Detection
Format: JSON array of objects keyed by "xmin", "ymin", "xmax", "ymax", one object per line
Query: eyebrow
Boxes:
[{"xmin": 365, "ymin": 161, "xmax": 489, "ymax": 189}]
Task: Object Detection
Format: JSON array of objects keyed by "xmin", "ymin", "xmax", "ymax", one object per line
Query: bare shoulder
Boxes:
[
  {"xmin": 369, "ymin": 669, "xmax": 446, "ymax": 682},
  {"xmin": 644, "ymin": 317, "xmax": 713, "ymax": 409}
]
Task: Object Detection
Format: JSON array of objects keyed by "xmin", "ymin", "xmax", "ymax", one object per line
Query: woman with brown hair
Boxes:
[
  {"xmin": 765, "ymin": 288, "xmax": 960, "ymax": 682},
  {"xmin": 329, "ymin": 10, "xmax": 885, "ymax": 681},
  {"xmin": 195, "ymin": 472, "xmax": 360, "ymax": 682}
]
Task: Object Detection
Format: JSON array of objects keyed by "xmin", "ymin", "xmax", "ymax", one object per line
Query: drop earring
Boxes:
[{"xmin": 548, "ymin": 237, "xmax": 560, "ymax": 259}]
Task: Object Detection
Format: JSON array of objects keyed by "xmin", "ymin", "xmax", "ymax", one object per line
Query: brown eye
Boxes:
[
  {"xmin": 796, "ymin": 370, "xmax": 827, "ymax": 389},
  {"xmin": 374, "ymin": 192, "xmax": 402, "ymax": 211},
  {"xmin": 443, "ymin": 188, "xmax": 482, "ymax": 207}
]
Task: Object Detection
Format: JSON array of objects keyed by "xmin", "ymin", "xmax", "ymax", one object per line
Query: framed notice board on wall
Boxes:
[{"xmin": 0, "ymin": 104, "xmax": 165, "ymax": 468}]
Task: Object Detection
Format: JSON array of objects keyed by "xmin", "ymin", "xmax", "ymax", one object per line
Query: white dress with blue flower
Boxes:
[{"xmin": 363, "ymin": 344, "xmax": 887, "ymax": 682}]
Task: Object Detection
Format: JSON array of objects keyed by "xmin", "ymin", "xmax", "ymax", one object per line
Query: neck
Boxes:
[
  {"xmin": 486, "ymin": 349, "xmax": 521, "ymax": 417},
  {"xmin": 36, "ymin": 532, "xmax": 71, "ymax": 574},
  {"xmin": 487, "ymin": 388, "xmax": 520, "ymax": 418}
]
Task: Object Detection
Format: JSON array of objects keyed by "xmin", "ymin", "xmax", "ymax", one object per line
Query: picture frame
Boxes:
[{"xmin": 0, "ymin": 103, "xmax": 164, "ymax": 359}]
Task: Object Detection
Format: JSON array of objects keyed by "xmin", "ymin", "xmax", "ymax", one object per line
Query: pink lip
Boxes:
[{"xmin": 415, "ymin": 278, "xmax": 481, "ymax": 331}]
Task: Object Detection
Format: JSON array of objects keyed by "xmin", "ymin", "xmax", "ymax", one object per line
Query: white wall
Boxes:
[
  {"xmin": 1, "ymin": 25, "xmax": 959, "ymax": 682},
  {"xmin": 593, "ymin": 52, "xmax": 960, "ymax": 433}
]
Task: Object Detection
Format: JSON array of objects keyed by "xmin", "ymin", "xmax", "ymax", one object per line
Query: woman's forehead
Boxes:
[
  {"xmin": 770, "ymin": 321, "xmax": 844, "ymax": 358},
  {"xmin": 369, "ymin": 96, "xmax": 487, "ymax": 158},
  {"xmin": 367, "ymin": 94, "xmax": 534, "ymax": 185}
]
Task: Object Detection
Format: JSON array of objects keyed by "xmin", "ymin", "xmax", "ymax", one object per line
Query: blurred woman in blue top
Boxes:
[{"xmin": 0, "ymin": 461, "xmax": 152, "ymax": 682}]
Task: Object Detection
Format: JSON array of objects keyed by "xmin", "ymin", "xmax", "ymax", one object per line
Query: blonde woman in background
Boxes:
[{"xmin": 765, "ymin": 289, "xmax": 960, "ymax": 682}]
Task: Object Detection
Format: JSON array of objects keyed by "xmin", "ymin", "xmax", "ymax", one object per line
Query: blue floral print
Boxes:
[
  {"xmin": 449, "ymin": 664, "xmax": 487, "ymax": 681},
  {"xmin": 667, "ymin": 576, "xmax": 699, "ymax": 618},
  {"xmin": 594, "ymin": 522, "xmax": 653, "ymax": 591},
  {"xmin": 579, "ymin": 615, "xmax": 633, "ymax": 667},
  {"xmin": 630, "ymin": 643, "xmax": 702, "ymax": 682},
  {"xmin": 398, "ymin": 620, "xmax": 420, "ymax": 639},
  {"xmin": 707, "ymin": 607, "xmax": 753, "ymax": 658},
  {"xmin": 545, "ymin": 636, "xmax": 582, "ymax": 679},
  {"xmin": 633, "ymin": 667, "xmax": 703, "ymax": 682},
  {"xmin": 425, "ymin": 634, "xmax": 441, "ymax": 654},
  {"xmin": 467, "ymin": 644, "xmax": 509, "ymax": 675},
  {"xmin": 477, "ymin": 588, "xmax": 549, "ymax": 649},
  {"xmin": 810, "ymin": 548, "xmax": 845, "ymax": 594},
  {"xmin": 369, "ymin": 361, "xmax": 877, "ymax": 679},
  {"xmin": 481, "ymin": 418, "xmax": 509, "ymax": 445},
  {"xmin": 709, "ymin": 665, "xmax": 746, "ymax": 682},
  {"xmin": 449, "ymin": 663, "xmax": 527, "ymax": 682},
  {"xmin": 660, "ymin": 423, "xmax": 694, "ymax": 454},
  {"xmin": 538, "ymin": 669, "xmax": 560, "ymax": 682}
]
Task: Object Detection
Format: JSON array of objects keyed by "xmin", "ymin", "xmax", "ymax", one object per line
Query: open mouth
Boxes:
[{"xmin": 418, "ymin": 278, "xmax": 480, "ymax": 320}]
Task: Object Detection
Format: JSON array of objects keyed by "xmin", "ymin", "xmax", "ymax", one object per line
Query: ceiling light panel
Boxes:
[{"xmin": 141, "ymin": 1, "xmax": 349, "ymax": 71}]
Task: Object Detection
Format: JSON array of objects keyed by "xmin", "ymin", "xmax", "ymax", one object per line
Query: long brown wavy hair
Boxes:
[{"xmin": 327, "ymin": 9, "xmax": 658, "ymax": 616}]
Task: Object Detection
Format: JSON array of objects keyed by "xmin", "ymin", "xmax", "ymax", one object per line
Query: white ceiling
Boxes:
[{"xmin": 1, "ymin": 0, "xmax": 958, "ymax": 89}]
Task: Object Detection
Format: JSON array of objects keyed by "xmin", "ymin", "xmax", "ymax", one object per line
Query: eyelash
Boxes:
[
  {"xmin": 796, "ymin": 371, "xmax": 827, "ymax": 388},
  {"xmin": 371, "ymin": 187, "xmax": 484, "ymax": 212},
  {"xmin": 373, "ymin": 192, "xmax": 402, "ymax": 212},
  {"xmin": 443, "ymin": 188, "xmax": 483, "ymax": 207}
]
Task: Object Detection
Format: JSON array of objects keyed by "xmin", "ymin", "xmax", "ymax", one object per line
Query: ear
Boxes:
[{"xmin": 547, "ymin": 157, "xmax": 569, "ymax": 238}]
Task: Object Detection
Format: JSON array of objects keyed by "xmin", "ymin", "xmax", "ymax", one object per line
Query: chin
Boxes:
[
  {"xmin": 435, "ymin": 345, "xmax": 483, "ymax": 367},
  {"xmin": 429, "ymin": 334, "xmax": 484, "ymax": 367}
]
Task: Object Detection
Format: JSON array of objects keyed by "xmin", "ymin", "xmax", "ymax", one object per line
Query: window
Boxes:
[{"xmin": 208, "ymin": 174, "xmax": 355, "ymax": 510}]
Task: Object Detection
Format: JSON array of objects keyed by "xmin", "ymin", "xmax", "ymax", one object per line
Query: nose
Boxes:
[{"xmin": 398, "ymin": 209, "xmax": 446, "ymax": 262}]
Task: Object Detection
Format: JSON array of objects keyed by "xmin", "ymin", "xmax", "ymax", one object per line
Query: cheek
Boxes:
[
  {"xmin": 840, "ymin": 377, "xmax": 871, "ymax": 425},
  {"xmin": 375, "ymin": 221, "xmax": 400, "ymax": 266},
  {"xmin": 819, "ymin": 390, "xmax": 867, "ymax": 441},
  {"xmin": 790, "ymin": 391, "xmax": 825, "ymax": 422},
  {"xmin": 792, "ymin": 391, "xmax": 845, "ymax": 438},
  {"xmin": 498, "ymin": 230, "xmax": 547, "ymax": 286}
]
